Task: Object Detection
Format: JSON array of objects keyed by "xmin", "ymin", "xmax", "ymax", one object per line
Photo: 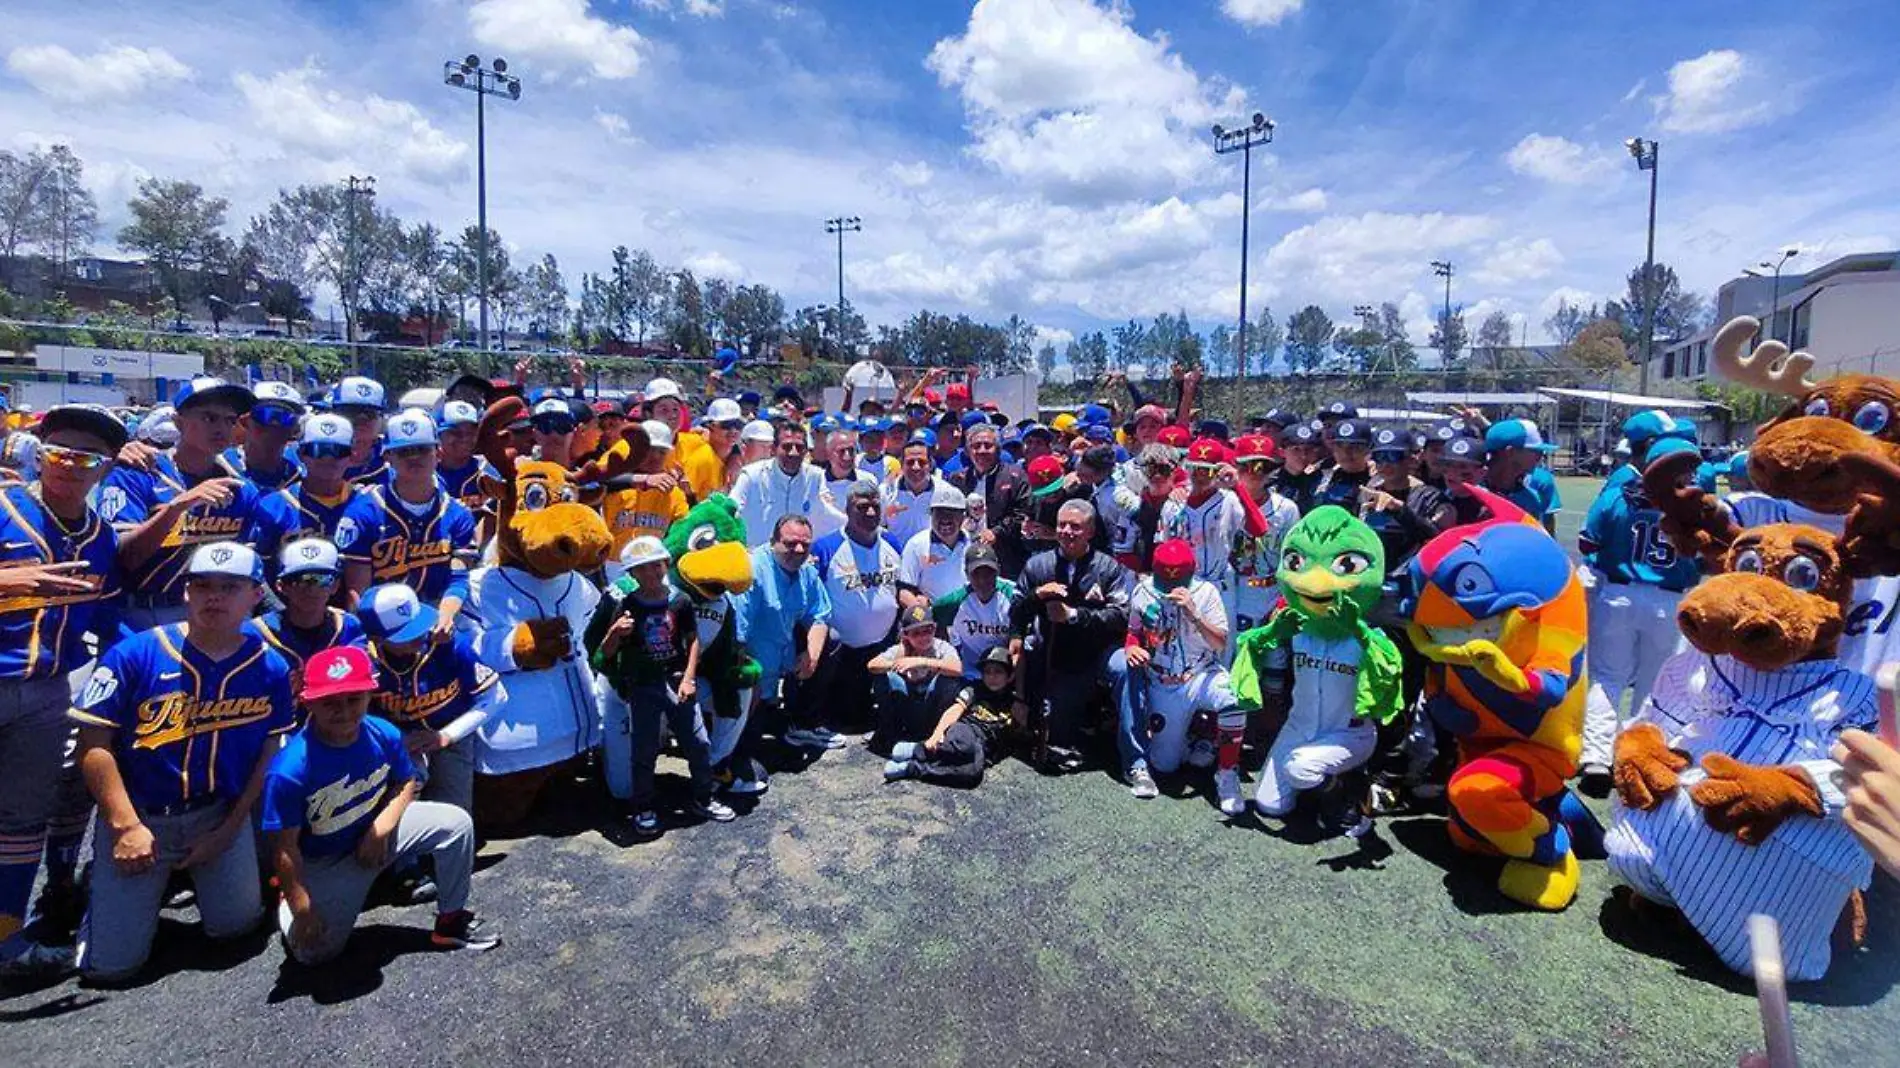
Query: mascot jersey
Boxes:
[
  {"xmin": 466, "ymin": 567, "xmax": 602, "ymax": 775},
  {"xmin": 1605, "ymin": 650, "xmax": 1876, "ymax": 979},
  {"xmin": 1725, "ymin": 492, "xmax": 1900, "ymax": 678}
]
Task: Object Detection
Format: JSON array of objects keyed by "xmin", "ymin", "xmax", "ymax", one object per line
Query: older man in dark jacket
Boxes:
[
  {"xmin": 946, "ymin": 422, "xmax": 1031, "ymax": 576},
  {"xmin": 1008, "ymin": 499, "xmax": 1131, "ymax": 772}
]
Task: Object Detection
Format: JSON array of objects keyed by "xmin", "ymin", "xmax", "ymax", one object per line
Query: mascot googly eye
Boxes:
[
  {"xmin": 1852, "ymin": 401, "xmax": 1891, "ymax": 435},
  {"xmin": 1782, "ymin": 555, "xmax": 1822, "ymax": 591},
  {"xmin": 521, "ymin": 483, "xmax": 549, "ymax": 511},
  {"xmin": 687, "ymin": 524, "xmax": 719, "ymax": 552},
  {"xmin": 1331, "ymin": 551, "xmax": 1373, "ymax": 577},
  {"xmin": 1733, "ymin": 548, "xmax": 1763, "ymax": 573}
]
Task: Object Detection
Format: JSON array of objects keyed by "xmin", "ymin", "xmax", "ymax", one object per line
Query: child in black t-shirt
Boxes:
[
  {"xmin": 586, "ymin": 536, "xmax": 734, "ymax": 836},
  {"xmin": 884, "ymin": 646, "xmax": 1020, "ymax": 788}
]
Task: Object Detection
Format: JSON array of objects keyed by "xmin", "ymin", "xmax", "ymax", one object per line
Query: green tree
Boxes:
[
  {"xmin": 665, "ymin": 269, "xmax": 710, "ymax": 356},
  {"xmin": 1070, "ymin": 330, "xmax": 1110, "ymax": 381},
  {"xmin": 449, "ymin": 224, "xmax": 510, "ymax": 344},
  {"xmin": 523, "ymin": 253, "xmax": 569, "ymax": 340},
  {"xmin": 724, "ymin": 283, "xmax": 785, "ymax": 358},
  {"xmin": 1205, "ymin": 323, "xmax": 1234, "ymax": 377},
  {"xmin": 1376, "ymin": 302, "xmax": 1416, "ymax": 371},
  {"xmin": 0, "ymin": 146, "xmax": 96, "ymax": 286},
  {"xmin": 244, "ymin": 183, "xmax": 406, "ymax": 342},
  {"xmin": 1605, "ymin": 262, "xmax": 1706, "ymax": 346},
  {"xmin": 1111, "ymin": 319, "xmax": 1148, "ymax": 379},
  {"xmin": 1284, "ymin": 305, "xmax": 1333, "ymax": 373},
  {"xmin": 117, "ymin": 176, "xmax": 232, "ymax": 309},
  {"xmin": 1429, "ymin": 307, "xmax": 1468, "ymax": 368},
  {"xmin": 1477, "ymin": 309, "xmax": 1514, "ymax": 349},
  {"xmin": 1544, "ymin": 298, "xmax": 1596, "ymax": 346},
  {"xmin": 1566, "ymin": 318, "xmax": 1630, "ymax": 378},
  {"xmin": 1244, "ymin": 306, "xmax": 1283, "ymax": 375},
  {"xmin": 1036, "ymin": 341, "xmax": 1057, "ymax": 381}
]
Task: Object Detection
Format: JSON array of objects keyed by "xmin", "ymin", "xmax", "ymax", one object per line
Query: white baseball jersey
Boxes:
[
  {"xmin": 899, "ymin": 530, "xmax": 969, "ymax": 601},
  {"xmin": 1724, "ymin": 492, "xmax": 1900, "ymax": 679},
  {"xmin": 1605, "ymin": 649, "xmax": 1876, "ymax": 980},
  {"xmin": 936, "ymin": 581, "xmax": 1017, "ymax": 676},
  {"xmin": 1129, "ymin": 577, "xmax": 1226, "ymax": 678},
  {"xmin": 881, "ymin": 477, "xmax": 949, "ymax": 547},
  {"xmin": 730, "ymin": 459, "xmax": 834, "ymax": 548},
  {"xmin": 1093, "ymin": 480, "xmax": 1142, "ymax": 555},
  {"xmin": 1162, "ymin": 490, "xmax": 1248, "ymax": 584},
  {"xmin": 1232, "ymin": 489, "xmax": 1301, "ymax": 621},
  {"xmin": 1283, "ymin": 631, "xmax": 1365, "ymax": 742}
]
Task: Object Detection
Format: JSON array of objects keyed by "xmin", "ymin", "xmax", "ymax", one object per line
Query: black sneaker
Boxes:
[
  {"xmin": 631, "ymin": 810, "xmax": 662, "ymax": 837},
  {"xmin": 393, "ymin": 872, "xmax": 439, "ymax": 906},
  {"xmin": 1578, "ymin": 764, "xmax": 1612, "ymax": 800},
  {"xmin": 30, "ymin": 877, "xmax": 85, "ymax": 947},
  {"xmin": 431, "ymin": 910, "xmax": 502, "ymax": 952}
]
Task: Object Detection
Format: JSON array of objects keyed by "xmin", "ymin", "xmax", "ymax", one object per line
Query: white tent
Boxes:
[
  {"xmin": 1358, "ymin": 407, "xmax": 1447, "ymax": 422},
  {"xmin": 1535, "ymin": 387, "xmax": 1727, "ymax": 410}
]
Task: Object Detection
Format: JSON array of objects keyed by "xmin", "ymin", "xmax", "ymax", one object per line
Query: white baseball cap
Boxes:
[
  {"xmin": 704, "ymin": 397, "xmax": 744, "ymax": 425},
  {"xmin": 620, "ymin": 534, "xmax": 670, "ymax": 568},
  {"xmin": 252, "ymin": 380, "xmax": 306, "ymax": 413},
  {"xmin": 333, "ymin": 376, "xmax": 386, "ymax": 412},
  {"xmin": 137, "ymin": 405, "xmax": 179, "ymax": 447},
  {"xmin": 186, "ymin": 541, "xmax": 262, "ymax": 584},
  {"xmin": 741, "ymin": 419, "xmax": 775, "ymax": 443},
  {"xmin": 357, "ymin": 583, "xmax": 438, "ymax": 643},
  {"xmin": 300, "ymin": 413, "xmax": 353, "ymax": 450},
  {"xmin": 643, "ymin": 419, "xmax": 676, "ymax": 451},
  {"xmin": 930, "ymin": 481, "xmax": 968, "ymax": 511},
  {"xmin": 531, "ymin": 396, "xmax": 571, "ymax": 420},
  {"xmin": 644, "ymin": 378, "xmax": 684, "ymax": 403},
  {"xmin": 279, "ymin": 536, "xmax": 340, "ymax": 578},
  {"xmin": 385, "ymin": 407, "xmax": 438, "ymax": 450},
  {"xmin": 438, "ymin": 400, "xmax": 482, "ymax": 428}
]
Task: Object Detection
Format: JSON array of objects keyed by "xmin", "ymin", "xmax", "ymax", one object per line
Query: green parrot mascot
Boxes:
[
  {"xmin": 660, "ymin": 494, "xmax": 763, "ymax": 785},
  {"xmin": 1231, "ymin": 505, "xmax": 1404, "ymax": 834}
]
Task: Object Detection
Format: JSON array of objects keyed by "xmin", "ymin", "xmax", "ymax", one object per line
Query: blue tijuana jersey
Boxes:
[
  {"xmin": 1500, "ymin": 464, "xmax": 1562, "ymax": 523},
  {"xmin": 261, "ymin": 717, "xmax": 415, "ymax": 859},
  {"xmin": 350, "ymin": 485, "xmax": 477, "ymax": 602},
  {"xmin": 69, "ymin": 623, "xmax": 295, "ymax": 810},
  {"xmin": 96, "ymin": 452, "xmax": 261, "ymax": 607},
  {"xmin": 251, "ymin": 482, "xmax": 382, "ymax": 569},
  {"xmin": 1579, "ymin": 468, "xmax": 1699, "ymax": 592},
  {"xmin": 0, "ymin": 484, "xmax": 121, "ymax": 679},
  {"xmin": 369, "ymin": 634, "xmax": 499, "ymax": 732},
  {"xmin": 437, "ymin": 458, "xmax": 500, "ymax": 516},
  {"xmin": 344, "ymin": 443, "xmax": 387, "ymax": 486},
  {"xmin": 253, "ymin": 608, "xmax": 368, "ymax": 679},
  {"xmin": 221, "ymin": 445, "xmax": 304, "ymax": 492}
]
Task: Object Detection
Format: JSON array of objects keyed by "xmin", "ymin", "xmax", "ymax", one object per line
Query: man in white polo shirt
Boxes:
[
  {"xmin": 898, "ymin": 482, "xmax": 970, "ymax": 605},
  {"xmin": 807, "ymin": 480, "xmax": 904, "ymax": 739}
]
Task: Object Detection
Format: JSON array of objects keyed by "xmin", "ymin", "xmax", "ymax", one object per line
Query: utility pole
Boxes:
[
  {"xmin": 1431, "ymin": 260, "xmax": 1454, "ymax": 392},
  {"xmin": 1213, "ymin": 113, "xmax": 1276, "ymax": 379},
  {"xmin": 1626, "ymin": 136, "xmax": 1660, "ymax": 395},
  {"xmin": 825, "ymin": 216, "xmax": 861, "ymax": 353}
]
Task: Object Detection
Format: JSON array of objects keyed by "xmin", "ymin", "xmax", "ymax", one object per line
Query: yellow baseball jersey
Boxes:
[
  {"xmin": 601, "ymin": 485, "xmax": 688, "ymax": 559},
  {"xmin": 676, "ymin": 431, "xmax": 728, "ymax": 501}
]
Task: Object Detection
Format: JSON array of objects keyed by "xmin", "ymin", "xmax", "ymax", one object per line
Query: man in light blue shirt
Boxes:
[{"xmin": 729, "ymin": 515, "xmax": 832, "ymax": 793}]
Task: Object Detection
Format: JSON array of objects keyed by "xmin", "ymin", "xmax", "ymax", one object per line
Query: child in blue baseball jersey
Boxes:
[
  {"xmin": 264, "ymin": 644, "xmax": 499, "ymax": 964},
  {"xmin": 69, "ymin": 542, "xmax": 295, "ymax": 981},
  {"xmin": 254, "ymin": 538, "xmax": 368, "ymax": 704},
  {"xmin": 251, "ymin": 414, "xmax": 382, "ymax": 595},
  {"xmin": 358, "ymin": 583, "xmax": 503, "ymax": 813},
  {"xmin": 350, "ymin": 410, "xmax": 476, "ymax": 634}
]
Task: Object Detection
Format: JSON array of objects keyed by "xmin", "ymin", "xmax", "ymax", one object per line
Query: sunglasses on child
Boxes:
[
  {"xmin": 281, "ymin": 571, "xmax": 338, "ymax": 588},
  {"xmin": 249, "ymin": 405, "xmax": 302, "ymax": 429},
  {"xmin": 38, "ymin": 443, "xmax": 112, "ymax": 471},
  {"xmin": 300, "ymin": 442, "xmax": 352, "ymax": 460}
]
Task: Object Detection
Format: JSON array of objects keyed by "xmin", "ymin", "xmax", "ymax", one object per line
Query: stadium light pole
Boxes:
[
  {"xmin": 1626, "ymin": 136, "xmax": 1660, "ymax": 396},
  {"xmin": 1213, "ymin": 112, "xmax": 1275, "ymax": 379},
  {"xmin": 1430, "ymin": 260, "xmax": 1454, "ymax": 392},
  {"xmin": 824, "ymin": 216, "xmax": 862, "ymax": 351},
  {"xmin": 1742, "ymin": 247, "xmax": 1800, "ymax": 343},
  {"xmin": 342, "ymin": 175, "xmax": 375, "ymax": 344},
  {"xmin": 444, "ymin": 54, "xmax": 522, "ymax": 353}
]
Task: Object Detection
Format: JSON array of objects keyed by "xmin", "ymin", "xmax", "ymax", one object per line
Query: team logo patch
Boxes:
[
  {"xmin": 211, "ymin": 547, "xmax": 234, "ymax": 565},
  {"xmin": 335, "ymin": 518, "xmax": 359, "ymax": 547},
  {"xmin": 81, "ymin": 666, "xmax": 118, "ymax": 709},
  {"xmin": 355, "ymin": 383, "xmax": 374, "ymax": 398},
  {"xmin": 326, "ymin": 658, "xmax": 352, "ymax": 680},
  {"xmin": 98, "ymin": 486, "xmax": 127, "ymax": 520},
  {"xmin": 300, "ymin": 543, "xmax": 322, "ymax": 560}
]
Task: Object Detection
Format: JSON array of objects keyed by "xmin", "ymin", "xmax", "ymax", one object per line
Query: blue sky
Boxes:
[{"xmin": 4, "ymin": 0, "xmax": 1898, "ymax": 352}]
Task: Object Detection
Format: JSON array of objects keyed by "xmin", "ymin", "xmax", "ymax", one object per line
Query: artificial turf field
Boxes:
[{"xmin": 7, "ymin": 473, "xmax": 1900, "ymax": 1067}]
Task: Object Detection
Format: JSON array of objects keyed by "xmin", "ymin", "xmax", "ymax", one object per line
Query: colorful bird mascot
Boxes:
[
  {"xmin": 1232, "ymin": 506, "xmax": 1403, "ymax": 834},
  {"xmin": 1405, "ymin": 486, "xmax": 1590, "ymax": 911},
  {"xmin": 465, "ymin": 397, "xmax": 644, "ymax": 833},
  {"xmin": 664, "ymin": 495, "xmax": 760, "ymax": 783}
]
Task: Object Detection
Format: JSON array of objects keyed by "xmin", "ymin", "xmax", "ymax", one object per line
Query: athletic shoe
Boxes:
[
  {"xmin": 0, "ymin": 940, "xmax": 75, "ymax": 979},
  {"xmin": 1185, "ymin": 739, "xmax": 1216, "ymax": 769},
  {"xmin": 693, "ymin": 797, "xmax": 738, "ymax": 823},
  {"xmin": 890, "ymin": 741, "xmax": 921, "ymax": 763},
  {"xmin": 726, "ymin": 773, "xmax": 769, "ymax": 796},
  {"xmin": 431, "ymin": 910, "xmax": 502, "ymax": 952},
  {"xmin": 1341, "ymin": 813, "xmax": 1374, "ymax": 839},
  {"xmin": 30, "ymin": 878, "xmax": 84, "ymax": 947},
  {"xmin": 1127, "ymin": 767, "xmax": 1159, "ymax": 800},
  {"xmin": 1368, "ymin": 781, "xmax": 1405, "ymax": 815},
  {"xmin": 783, "ymin": 727, "xmax": 840, "ymax": 750},
  {"xmin": 812, "ymin": 727, "xmax": 849, "ymax": 750},
  {"xmin": 1578, "ymin": 764, "xmax": 1612, "ymax": 800},
  {"xmin": 883, "ymin": 759, "xmax": 917, "ymax": 781},
  {"xmin": 1214, "ymin": 769, "xmax": 1245, "ymax": 817},
  {"xmin": 392, "ymin": 872, "xmax": 438, "ymax": 906},
  {"xmin": 631, "ymin": 810, "xmax": 662, "ymax": 837}
]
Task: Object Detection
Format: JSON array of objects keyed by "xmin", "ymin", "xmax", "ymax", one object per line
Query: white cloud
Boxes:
[
  {"xmin": 1621, "ymin": 78, "xmax": 1647, "ymax": 104},
  {"xmin": 1503, "ymin": 134, "xmax": 1617, "ymax": 185},
  {"xmin": 1271, "ymin": 187, "xmax": 1327, "ymax": 212},
  {"xmin": 468, "ymin": 0, "xmax": 646, "ymax": 81},
  {"xmin": 1473, "ymin": 236, "xmax": 1564, "ymax": 286},
  {"xmin": 594, "ymin": 109, "xmax": 637, "ymax": 143},
  {"xmin": 683, "ymin": 250, "xmax": 746, "ymax": 279},
  {"xmin": 1260, "ymin": 211, "xmax": 1497, "ymax": 306},
  {"xmin": 1032, "ymin": 324, "xmax": 1074, "ymax": 349},
  {"xmin": 887, "ymin": 160, "xmax": 933, "ymax": 188},
  {"xmin": 926, "ymin": 0, "xmax": 1240, "ymax": 201},
  {"xmin": 6, "ymin": 44, "xmax": 191, "ymax": 103},
  {"xmin": 1222, "ymin": 0, "xmax": 1305, "ymax": 27},
  {"xmin": 234, "ymin": 65, "xmax": 469, "ymax": 184},
  {"xmin": 684, "ymin": 0, "xmax": 726, "ymax": 14},
  {"xmin": 1654, "ymin": 49, "xmax": 1773, "ymax": 134}
]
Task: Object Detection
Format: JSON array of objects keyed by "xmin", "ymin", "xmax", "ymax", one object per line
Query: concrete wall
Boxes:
[{"xmin": 1806, "ymin": 279, "xmax": 1900, "ymax": 379}]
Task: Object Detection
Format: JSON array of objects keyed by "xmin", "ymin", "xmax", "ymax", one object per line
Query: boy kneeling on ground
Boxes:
[
  {"xmin": 263, "ymin": 645, "xmax": 501, "ymax": 965},
  {"xmin": 885, "ymin": 646, "xmax": 1020, "ymax": 787}
]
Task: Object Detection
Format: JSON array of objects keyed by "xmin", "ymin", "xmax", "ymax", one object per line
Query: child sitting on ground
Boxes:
[{"xmin": 886, "ymin": 646, "xmax": 1022, "ymax": 787}]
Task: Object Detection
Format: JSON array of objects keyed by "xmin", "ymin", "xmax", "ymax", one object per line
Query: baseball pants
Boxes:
[
  {"xmin": 413, "ymin": 732, "xmax": 477, "ymax": 813},
  {"xmin": 1255, "ymin": 719, "xmax": 1378, "ymax": 816},
  {"xmin": 78, "ymin": 802, "xmax": 264, "ymax": 981},
  {"xmin": 1581, "ymin": 583, "xmax": 1684, "ymax": 768},
  {"xmin": 0, "ymin": 677, "xmax": 73, "ymax": 947},
  {"xmin": 908, "ymin": 721, "xmax": 989, "ymax": 788},
  {"xmin": 599, "ymin": 674, "xmax": 635, "ymax": 801},
  {"xmin": 1118, "ymin": 669, "xmax": 1235, "ymax": 775},
  {"xmin": 871, "ymin": 672, "xmax": 958, "ymax": 755},
  {"xmin": 275, "ymin": 800, "xmax": 475, "ymax": 966}
]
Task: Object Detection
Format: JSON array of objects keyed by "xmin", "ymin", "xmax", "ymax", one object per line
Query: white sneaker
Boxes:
[
  {"xmin": 890, "ymin": 741, "xmax": 921, "ymax": 762},
  {"xmin": 1127, "ymin": 767, "xmax": 1159, "ymax": 800},
  {"xmin": 1186, "ymin": 739, "xmax": 1216, "ymax": 769},
  {"xmin": 694, "ymin": 798, "xmax": 738, "ymax": 823},
  {"xmin": 782, "ymin": 727, "xmax": 834, "ymax": 750},
  {"xmin": 813, "ymin": 727, "xmax": 849, "ymax": 750},
  {"xmin": 726, "ymin": 775, "xmax": 768, "ymax": 796},
  {"xmin": 1215, "ymin": 769, "xmax": 1245, "ymax": 817}
]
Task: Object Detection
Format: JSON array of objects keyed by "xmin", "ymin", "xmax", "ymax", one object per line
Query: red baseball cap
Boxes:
[
  {"xmin": 302, "ymin": 645, "xmax": 379, "ymax": 702},
  {"xmin": 1153, "ymin": 538, "xmax": 1196, "ymax": 575},
  {"xmin": 947, "ymin": 383, "xmax": 971, "ymax": 403},
  {"xmin": 1234, "ymin": 433, "xmax": 1278, "ymax": 462},
  {"xmin": 1027, "ymin": 454, "xmax": 1067, "ymax": 495},
  {"xmin": 1187, "ymin": 438, "xmax": 1229, "ymax": 465},
  {"xmin": 923, "ymin": 388, "xmax": 943, "ymax": 405},
  {"xmin": 1157, "ymin": 425, "xmax": 1190, "ymax": 448}
]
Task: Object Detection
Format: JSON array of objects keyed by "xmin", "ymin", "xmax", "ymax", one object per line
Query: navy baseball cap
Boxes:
[
  {"xmin": 1195, "ymin": 418, "xmax": 1230, "ymax": 441},
  {"xmin": 1084, "ymin": 424, "xmax": 1114, "ymax": 443},
  {"xmin": 1370, "ymin": 426, "xmax": 1411, "ymax": 457},
  {"xmin": 1261, "ymin": 408, "xmax": 1300, "ymax": 429},
  {"xmin": 737, "ymin": 390, "xmax": 762, "ymax": 408},
  {"xmin": 1426, "ymin": 422, "xmax": 1461, "ymax": 445},
  {"xmin": 1442, "ymin": 435, "xmax": 1486, "ymax": 463},
  {"xmin": 773, "ymin": 385, "xmax": 803, "ymax": 405},
  {"xmin": 1285, "ymin": 423, "xmax": 1322, "ymax": 447},
  {"xmin": 1319, "ymin": 401, "xmax": 1359, "ymax": 421},
  {"xmin": 174, "ymin": 376, "xmax": 256, "ymax": 414},
  {"xmin": 1331, "ymin": 420, "xmax": 1371, "ymax": 446},
  {"xmin": 39, "ymin": 404, "xmax": 128, "ymax": 452},
  {"xmin": 1484, "ymin": 418, "xmax": 1558, "ymax": 455},
  {"xmin": 933, "ymin": 410, "xmax": 961, "ymax": 430},
  {"xmin": 1020, "ymin": 423, "xmax": 1054, "ymax": 441},
  {"xmin": 959, "ymin": 410, "xmax": 989, "ymax": 431}
]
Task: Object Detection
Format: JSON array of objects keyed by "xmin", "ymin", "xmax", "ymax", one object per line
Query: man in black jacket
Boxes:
[
  {"xmin": 1008, "ymin": 499, "xmax": 1131, "ymax": 772},
  {"xmin": 947, "ymin": 423, "xmax": 1030, "ymax": 577}
]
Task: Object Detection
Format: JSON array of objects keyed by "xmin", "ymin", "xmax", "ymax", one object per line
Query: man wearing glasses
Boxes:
[
  {"xmin": 731, "ymin": 422, "xmax": 832, "ymax": 550},
  {"xmin": 252, "ymin": 414, "xmax": 382, "ymax": 598},
  {"xmin": 329, "ymin": 375, "xmax": 389, "ymax": 486},
  {"xmin": 351, "ymin": 411, "xmax": 477, "ymax": 645},
  {"xmin": 100, "ymin": 377, "xmax": 262, "ymax": 633},
  {"xmin": 0, "ymin": 404, "xmax": 126, "ymax": 977},
  {"xmin": 223, "ymin": 381, "xmax": 306, "ymax": 491}
]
